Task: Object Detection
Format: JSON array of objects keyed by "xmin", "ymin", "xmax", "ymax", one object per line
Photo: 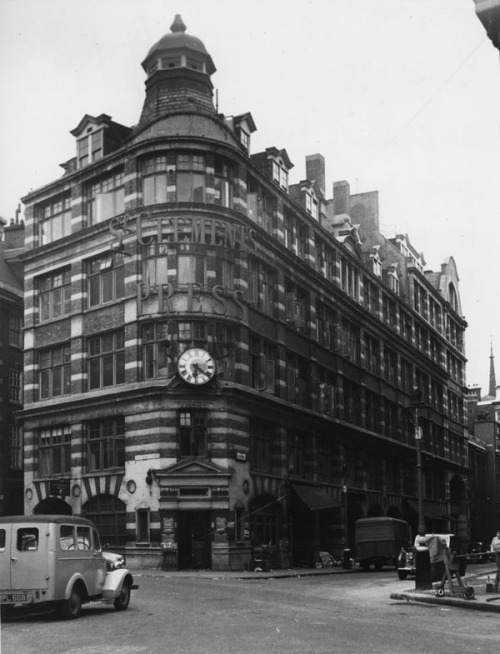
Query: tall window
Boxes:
[
  {"xmin": 86, "ymin": 170, "xmax": 124, "ymax": 224},
  {"xmin": 285, "ymin": 280, "xmax": 307, "ymax": 331},
  {"xmin": 86, "ymin": 417, "xmax": 125, "ymax": 471},
  {"xmin": 176, "ymin": 153, "xmax": 205, "ymax": 202},
  {"xmin": 39, "ymin": 344, "xmax": 71, "ymax": 398},
  {"xmin": 39, "ymin": 426, "xmax": 71, "ymax": 476},
  {"xmin": 88, "ymin": 330, "xmax": 125, "ymax": 389},
  {"xmin": 142, "ymin": 154, "xmax": 170, "ymax": 204},
  {"xmin": 88, "ymin": 252, "xmax": 125, "ymax": 307},
  {"xmin": 340, "ymin": 317, "xmax": 359, "ymax": 363},
  {"xmin": 38, "ymin": 268, "xmax": 71, "ymax": 322},
  {"xmin": 9, "ymin": 369, "xmax": 21, "ymax": 402},
  {"xmin": 250, "ymin": 338, "xmax": 276, "ymax": 394},
  {"xmin": 9, "ymin": 425, "xmax": 22, "ymax": 469},
  {"xmin": 214, "ymin": 160, "xmax": 233, "ymax": 207},
  {"xmin": 363, "ymin": 334, "xmax": 380, "ymax": 374},
  {"xmin": 248, "ymin": 258, "xmax": 277, "ymax": 317},
  {"xmin": 39, "ymin": 195, "xmax": 72, "ymax": 244},
  {"xmin": 287, "ymin": 431, "xmax": 305, "ymax": 476},
  {"xmin": 250, "ymin": 421, "xmax": 275, "ymax": 472},
  {"xmin": 177, "ymin": 253, "xmax": 206, "ymax": 286},
  {"xmin": 316, "ymin": 301, "xmax": 336, "ymax": 349},
  {"xmin": 179, "ymin": 410, "xmax": 207, "ymax": 457},
  {"xmin": 142, "ymin": 321, "xmax": 175, "ymax": 379},
  {"xmin": 9, "ymin": 313, "xmax": 22, "ymax": 347}
]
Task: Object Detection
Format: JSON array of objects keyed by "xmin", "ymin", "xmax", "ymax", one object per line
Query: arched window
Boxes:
[
  {"xmin": 448, "ymin": 283, "xmax": 458, "ymax": 312},
  {"xmin": 82, "ymin": 494, "xmax": 126, "ymax": 546}
]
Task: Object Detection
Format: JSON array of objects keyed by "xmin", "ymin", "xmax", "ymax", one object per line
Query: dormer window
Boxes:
[
  {"xmin": 240, "ymin": 129, "xmax": 250, "ymax": 151},
  {"xmin": 272, "ymin": 161, "xmax": 288, "ymax": 190},
  {"xmin": 305, "ymin": 192, "xmax": 318, "ymax": 220},
  {"xmin": 77, "ymin": 129, "xmax": 103, "ymax": 168}
]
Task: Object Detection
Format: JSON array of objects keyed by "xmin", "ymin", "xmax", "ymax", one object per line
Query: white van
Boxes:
[{"xmin": 0, "ymin": 515, "xmax": 137, "ymax": 619}]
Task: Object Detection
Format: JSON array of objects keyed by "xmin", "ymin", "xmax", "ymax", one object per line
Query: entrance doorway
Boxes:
[{"xmin": 177, "ymin": 512, "xmax": 211, "ymax": 570}]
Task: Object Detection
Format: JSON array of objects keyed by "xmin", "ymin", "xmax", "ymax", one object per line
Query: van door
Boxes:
[
  {"xmin": 74, "ymin": 525, "xmax": 106, "ymax": 597},
  {"xmin": 10, "ymin": 524, "xmax": 49, "ymax": 591},
  {"xmin": 0, "ymin": 524, "xmax": 11, "ymax": 589}
]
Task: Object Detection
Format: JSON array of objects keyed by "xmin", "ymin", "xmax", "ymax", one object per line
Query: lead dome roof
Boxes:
[{"xmin": 142, "ymin": 14, "xmax": 216, "ymax": 74}]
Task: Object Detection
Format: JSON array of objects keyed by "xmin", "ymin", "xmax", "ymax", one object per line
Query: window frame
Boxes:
[
  {"xmin": 86, "ymin": 417, "xmax": 125, "ymax": 472},
  {"xmin": 87, "ymin": 252, "xmax": 125, "ymax": 307},
  {"xmin": 38, "ymin": 268, "xmax": 72, "ymax": 322},
  {"xmin": 178, "ymin": 409, "xmax": 208, "ymax": 458},
  {"xmin": 38, "ymin": 425, "xmax": 71, "ymax": 477},
  {"xmin": 87, "ymin": 330, "xmax": 125, "ymax": 390},
  {"xmin": 39, "ymin": 343, "xmax": 71, "ymax": 399}
]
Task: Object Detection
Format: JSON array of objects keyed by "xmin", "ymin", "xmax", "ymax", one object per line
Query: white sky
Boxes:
[{"xmin": 0, "ymin": 0, "xmax": 498, "ymax": 391}]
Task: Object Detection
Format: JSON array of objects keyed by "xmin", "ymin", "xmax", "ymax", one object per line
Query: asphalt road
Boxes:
[{"xmin": 1, "ymin": 565, "xmax": 498, "ymax": 654}]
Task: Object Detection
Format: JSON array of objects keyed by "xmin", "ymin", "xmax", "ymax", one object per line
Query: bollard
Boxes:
[
  {"xmin": 342, "ymin": 548, "xmax": 352, "ymax": 570},
  {"xmin": 415, "ymin": 545, "xmax": 432, "ymax": 590}
]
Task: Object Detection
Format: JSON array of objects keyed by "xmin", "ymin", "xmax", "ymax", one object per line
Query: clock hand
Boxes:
[{"xmin": 192, "ymin": 362, "xmax": 204, "ymax": 377}]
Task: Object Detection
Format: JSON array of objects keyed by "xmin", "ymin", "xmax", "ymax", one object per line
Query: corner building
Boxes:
[{"xmin": 20, "ymin": 16, "xmax": 469, "ymax": 569}]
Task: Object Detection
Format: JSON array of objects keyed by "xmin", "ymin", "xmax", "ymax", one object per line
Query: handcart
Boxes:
[{"xmin": 429, "ymin": 536, "xmax": 475, "ymax": 600}]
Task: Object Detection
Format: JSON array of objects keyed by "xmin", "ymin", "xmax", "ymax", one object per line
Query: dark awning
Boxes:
[
  {"xmin": 292, "ymin": 484, "xmax": 343, "ymax": 511},
  {"xmin": 406, "ymin": 499, "xmax": 452, "ymax": 521}
]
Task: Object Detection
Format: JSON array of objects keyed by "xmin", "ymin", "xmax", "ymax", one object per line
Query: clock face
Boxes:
[{"xmin": 177, "ymin": 348, "xmax": 216, "ymax": 385}]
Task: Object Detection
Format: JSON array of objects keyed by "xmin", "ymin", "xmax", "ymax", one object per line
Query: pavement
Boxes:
[{"xmin": 132, "ymin": 564, "xmax": 500, "ymax": 613}]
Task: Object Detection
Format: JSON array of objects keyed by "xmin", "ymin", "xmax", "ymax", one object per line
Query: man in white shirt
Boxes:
[{"xmin": 491, "ymin": 529, "xmax": 500, "ymax": 592}]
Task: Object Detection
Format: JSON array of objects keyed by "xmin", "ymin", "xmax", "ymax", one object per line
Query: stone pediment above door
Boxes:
[
  {"xmin": 155, "ymin": 458, "xmax": 233, "ymax": 508},
  {"xmin": 155, "ymin": 457, "xmax": 232, "ymax": 480}
]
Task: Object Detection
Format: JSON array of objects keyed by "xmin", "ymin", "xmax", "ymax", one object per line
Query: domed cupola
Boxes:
[{"xmin": 139, "ymin": 15, "xmax": 217, "ymax": 125}]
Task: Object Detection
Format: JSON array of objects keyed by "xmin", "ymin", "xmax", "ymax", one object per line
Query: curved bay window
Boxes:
[
  {"xmin": 82, "ymin": 495, "xmax": 126, "ymax": 547},
  {"xmin": 141, "ymin": 152, "xmax": 235, "ymax": 207}
]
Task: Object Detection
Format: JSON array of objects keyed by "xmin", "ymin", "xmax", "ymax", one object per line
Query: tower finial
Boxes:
[
  {"xmin": 489, "ymin": 338, "xmax": 497, "ymax": 397},
  {"xmin": 171, "ymin": 14, "xmax": 186, "ymax": 33}
]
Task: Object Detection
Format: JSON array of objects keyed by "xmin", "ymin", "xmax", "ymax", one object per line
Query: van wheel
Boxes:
[
  {"xmin": 60, "ymin": 585, "xmax": 83, "ymax": 619},
  {"xmin": 114, "ymin": 580, "xmax": 131, "ymax": 611},
  {"xmin": 397, "ymin": 571, "xmax": 408, "ymax": 580}
]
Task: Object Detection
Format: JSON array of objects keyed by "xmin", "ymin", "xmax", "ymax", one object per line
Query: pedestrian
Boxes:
[{"xmin": 491, "ymin": 529, "xmax": 500, "ymax": 592}]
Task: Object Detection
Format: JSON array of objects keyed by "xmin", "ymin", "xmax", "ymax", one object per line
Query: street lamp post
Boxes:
[
  {"xmin": 342, "ymin": 482, "xmax": 351, "ymax": 569},
  {"xmin": 415, "ymin": 422, "xmax": 426, "ymax": 538},
  {"xmin": 412, "ymin": 401, "xmax": 431, "ymax": 590}
]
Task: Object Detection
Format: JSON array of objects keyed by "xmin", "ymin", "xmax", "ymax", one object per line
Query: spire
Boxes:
[{"xmin": 489, "ymin": 340, "xmax": 497, "ymax": 397}]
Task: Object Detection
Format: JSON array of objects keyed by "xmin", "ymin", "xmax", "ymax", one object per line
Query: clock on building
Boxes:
[{"xmin": 177, "ymin": 348, "xmax": 216, "ymax": 385}]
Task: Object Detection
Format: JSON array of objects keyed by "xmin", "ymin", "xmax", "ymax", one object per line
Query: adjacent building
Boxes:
[
  {"xmin": 0, "ymin": 212, "xmax": 24, "ymax": 516},
  {"xmin": 19, "ymin": 16, "xmax": 469, "ymax": 569}
]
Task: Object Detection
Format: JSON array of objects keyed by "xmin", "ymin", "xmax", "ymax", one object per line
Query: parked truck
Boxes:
[{"xmin": 355, "ymin": 517, "xmax": 411, "ymax": 571}]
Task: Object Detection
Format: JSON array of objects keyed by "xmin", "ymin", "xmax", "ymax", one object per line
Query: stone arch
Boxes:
[{"xmin": 82, "ymin": 494, "xmax": 127, "ymax": 546}]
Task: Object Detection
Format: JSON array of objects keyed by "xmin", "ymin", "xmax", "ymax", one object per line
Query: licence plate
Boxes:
[{"xmin": 0, "ymin": 593, "xmax": 30, "ymax": 603}]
